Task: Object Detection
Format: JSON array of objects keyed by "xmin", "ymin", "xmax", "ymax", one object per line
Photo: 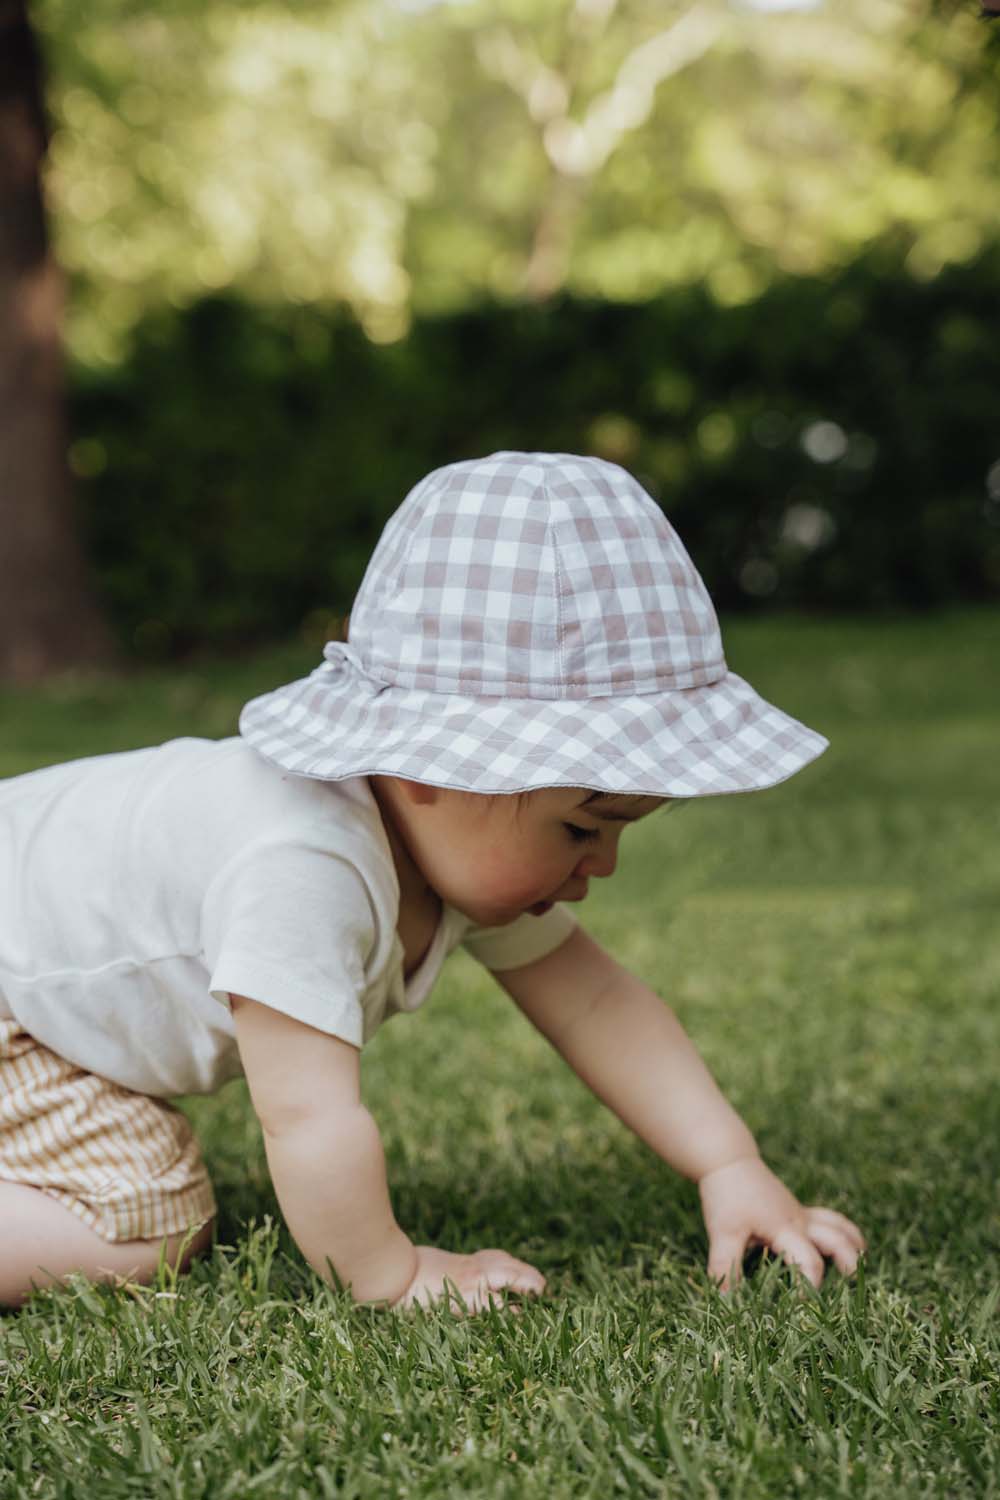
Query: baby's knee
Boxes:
[
  {"xmin": 73, "ymin": 1214, "xmax": 216, "ymax": 1296},
  {"xmin": 0, "ymin": 1183, "xmax": 215, "ymax": 1306}
]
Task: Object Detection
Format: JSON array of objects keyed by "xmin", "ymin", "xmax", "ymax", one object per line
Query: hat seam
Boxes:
[
  {"xmin": 326, "ymin": 644, "xmax": 728, "ymax": 697},
  {"xmin": 552, "ymin": 496, "xmax": 569, "ymax": 690},
  {"xmin": 361, "ymin": 671, "xmax": 727, "ymax": 697}
]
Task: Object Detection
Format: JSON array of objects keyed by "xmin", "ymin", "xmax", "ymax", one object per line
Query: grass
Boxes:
[{"xmin": 1, "ymin": 607, "xmax": 999, "ymax": 1498}]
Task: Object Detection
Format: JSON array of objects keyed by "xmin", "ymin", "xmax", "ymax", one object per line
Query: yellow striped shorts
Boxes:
[{"xmin": 0, "ymin": 1018, "xmax": 216, "ymax": 1244}]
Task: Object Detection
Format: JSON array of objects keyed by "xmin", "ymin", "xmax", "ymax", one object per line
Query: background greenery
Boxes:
[
  {"xmin": 33, "ymin": 0, "xmax": 1000, "ymax": 360},
  {"xmin": 2, "ymin": 610, "xmax": 998, "ymax": 1496},
  {"xmin": 24, "ymin": 0, "xmax": 1000, "ymax": 660},
  {"xmin": 70, "ymin": 251, "xmax": 1000, "ymax": 659}
]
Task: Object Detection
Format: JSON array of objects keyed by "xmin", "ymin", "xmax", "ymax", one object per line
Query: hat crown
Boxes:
[{"xmin": 344, "ymin": 452, "xmax": 725, "ymax": 701}]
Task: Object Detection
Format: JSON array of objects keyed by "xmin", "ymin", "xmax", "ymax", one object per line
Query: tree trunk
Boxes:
[{"xmin": 0, "ymin": 0, "xmax": 118, "ymax": 682}]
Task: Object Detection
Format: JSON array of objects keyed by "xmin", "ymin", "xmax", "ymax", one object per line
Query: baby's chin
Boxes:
[{"xmin": 456, "ymin": 897, "xmax": 553, "ymax": 926}]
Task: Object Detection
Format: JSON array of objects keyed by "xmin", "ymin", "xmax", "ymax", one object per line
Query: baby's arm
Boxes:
[
  {"xmin": 231, "ymin": 996, "xmax": 545, "ymax": 1310},
  {"xmin": 495, "ymin": 929, "xmax": 865, "ymax": 1288},
  {"xmin": 232, "ymin": 995, "xmax": 416, "ymax": 1300}
]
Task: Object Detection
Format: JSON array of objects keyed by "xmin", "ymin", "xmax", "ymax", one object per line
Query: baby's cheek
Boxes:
[
  {"xmin": 480, "ymin": 873, "xmax": 542, "ymax": 907},
  {"xmin": 473, "ymin": 850, "xmax": 550, "ymax": 907}
]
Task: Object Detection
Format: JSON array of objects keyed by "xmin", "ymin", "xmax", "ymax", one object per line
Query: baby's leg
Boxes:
[
  {"xmin": 0, "ymin": 1022, "xmax": 217, "ymax": 1306},
  {"xmin": 0, "ymin": 1180, "xmax": 214, "ymax": 1307}
]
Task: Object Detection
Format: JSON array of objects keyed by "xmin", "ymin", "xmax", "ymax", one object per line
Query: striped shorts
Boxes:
[{"xmin": 0, "ymin": 1019, "xmax": 216, "ymax": 1244}]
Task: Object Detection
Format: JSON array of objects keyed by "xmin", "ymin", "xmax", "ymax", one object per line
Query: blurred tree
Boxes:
[
  {"xmin": 0, "ymin": 0, "xmax": 116, "ymax": 681},
  {"xmin": 36, "ymin": 0, "xmax": 431, "ymax": 356},
  {"xmin": 411, "ymin": 0, "xmax": 1000, "ymax": 307},
  {"xmin": 6, "ymin": 0, "xmax": 998, "ymax": 676},
  {"xmin": 31, "ymin": 0, "xmax": 1000, "ymax": 365}
]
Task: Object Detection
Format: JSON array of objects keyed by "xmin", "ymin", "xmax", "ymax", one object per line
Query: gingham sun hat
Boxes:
[{"xmin": 239, "ymin": 452, "xmax": 828, "ymax": 798}]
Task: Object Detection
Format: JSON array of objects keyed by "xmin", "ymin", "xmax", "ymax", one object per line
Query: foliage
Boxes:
[
  {"xmin": 68, "ymin": 249, "xmax": 1000, "ymax": 659},
  {"xmin": 2, "ymin": 610, "xmax": 1000, "ymax": 1496},
  {"xmin": 31, "ymin": 0, "xmax": 1000, "ymax": 363}
]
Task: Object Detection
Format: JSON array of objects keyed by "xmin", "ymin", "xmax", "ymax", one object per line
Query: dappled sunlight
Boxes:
[{"xmin": 32, "ymin": 0, "xmax": 1000, "ymax": 363}]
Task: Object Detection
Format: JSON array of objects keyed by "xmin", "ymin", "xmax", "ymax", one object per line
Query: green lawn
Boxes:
[{"xmin": 2, "ymin": 609, "xmax": 999, "ymax": 1498}]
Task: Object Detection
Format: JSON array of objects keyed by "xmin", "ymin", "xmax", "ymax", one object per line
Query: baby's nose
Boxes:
[{"xmin": 577, "ymin": 843, "xmax": 618, "ymax": 879}]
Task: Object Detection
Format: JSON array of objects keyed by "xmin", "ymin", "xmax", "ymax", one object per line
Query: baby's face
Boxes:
[{"xmin": 405, "ymin": 784, "xmax": 665, "ymax": 927}]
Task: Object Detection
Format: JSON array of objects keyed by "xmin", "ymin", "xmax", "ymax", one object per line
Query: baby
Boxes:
[{"xmin": 0, "ymin": 452, "xmax": 864, "ymax": 1310}]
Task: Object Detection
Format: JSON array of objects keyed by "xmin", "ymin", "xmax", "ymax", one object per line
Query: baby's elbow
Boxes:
[
  {"xmin": 256, "ymin": 1093, "xmax": 370, "ymax": 1143},
  {"xmin": 256, "ymin": 1095, "xmax": 322, "ymax": 1139}
]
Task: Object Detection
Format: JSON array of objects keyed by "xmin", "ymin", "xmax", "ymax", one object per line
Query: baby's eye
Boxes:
[{"xmin": 563, "ymin": 823, "xmax": 600, "ymax": 844}]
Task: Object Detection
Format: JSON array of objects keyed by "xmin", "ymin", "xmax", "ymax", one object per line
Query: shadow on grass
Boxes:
[{"xmin": 197, "ymin": 1074, "xmax": 1000, "ymax": 1306}]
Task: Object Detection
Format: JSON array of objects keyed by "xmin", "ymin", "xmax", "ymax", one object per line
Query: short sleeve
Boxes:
[
  {"xmin": 201, "ymin": 839, "xmax": 375, "ymax": 1047},
  {"xmin": 461, "ymin": 903, "xmax": 577, "ymax": 973}
]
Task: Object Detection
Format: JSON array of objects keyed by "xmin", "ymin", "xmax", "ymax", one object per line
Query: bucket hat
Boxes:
[{"xmin": 239, "ymin": 452, "xmax": 827, "ymax": 798}]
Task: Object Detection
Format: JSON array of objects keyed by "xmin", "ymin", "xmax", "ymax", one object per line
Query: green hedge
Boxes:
[{"xmin": 71, "ymin": 248, "xmax": 1000, "ymax": 658}]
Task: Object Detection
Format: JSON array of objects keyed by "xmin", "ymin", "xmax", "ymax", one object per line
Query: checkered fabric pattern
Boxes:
[
  {"xmin": 240, "ymin": 452, "xmax": 828, "ymax": 797},
  {"xmin": 0, "ymin": 1019, "xmax": 215, "ymax": 1244}
]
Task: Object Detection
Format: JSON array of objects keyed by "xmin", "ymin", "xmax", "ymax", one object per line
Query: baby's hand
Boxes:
[
  {"xmin": 391, "ymin": 1245, "xmax": 546, "ymax": 1314},
  {"xmin": 698, "ymin": 1155, "xmax": 866, "ymax": 1291}
]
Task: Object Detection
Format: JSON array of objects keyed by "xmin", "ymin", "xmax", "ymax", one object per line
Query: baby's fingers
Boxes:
[
  {"xmin": 706, "ymin": 1230, "xmax": 749, "ymax": 1292},
  {"xmin": 805, "ymin": 1218, "xmax": 864, "ymax": 1276},
  {"xmin": 806, "ymin": 1207, "xmax": 867, "ymax": 1255},
  {"xmin": 476, "ymin": 1250, "xmax": 546, "ymax": 1298},
  {"xmin": 468, "ymin": 1279, "xmax": 539, "ymax": 1315},
  {"xmin": 769, "ymin": 1228, "xmax": 825, "ymax": 1289}
]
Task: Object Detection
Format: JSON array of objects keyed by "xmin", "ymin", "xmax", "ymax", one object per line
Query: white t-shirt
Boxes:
[{"xmin": 0, "ymin": 739, "xmax": 576, "ymax": 1098}]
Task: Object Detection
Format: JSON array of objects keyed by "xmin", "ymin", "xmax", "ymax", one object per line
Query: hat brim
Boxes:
[{"xmin": 239, "ymin": 650, "xmax": 827, "ymax": 798}]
